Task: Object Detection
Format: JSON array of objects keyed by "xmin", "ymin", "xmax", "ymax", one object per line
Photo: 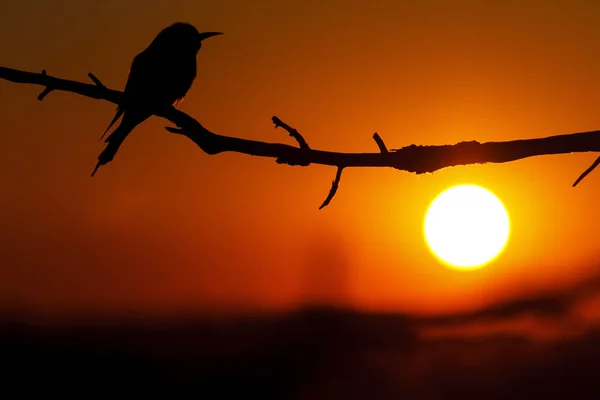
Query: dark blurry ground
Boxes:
[{"xmin": 2, "ymin": 303, "xmax": 600, "ymax": 399}]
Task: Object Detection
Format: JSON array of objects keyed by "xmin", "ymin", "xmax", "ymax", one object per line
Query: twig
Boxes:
[
  {"xmin": 319, "ymin": 166, "xmax": 344, "ymax": 209},
  {"xmin": 1, "ymin": 65, "xmax": 599, "ymax": 209},
  {"xmin": 36, "ymin": 70, "xmax": 54, "ymax": 100},
  {"xmin": 272, "ymin": 116, "xmax": 310, "ymax": 149},
  {"xmin": 373, "ymin": 132, "xmax": 388, "ymax": 153},
  {"xmin": 271, "ymin": 117, "xmax": 311, "ymax": 166},
  {"xmin": 573, "ymin": 156, "xmax": 600, "ymax": 187},
  {"xmin": 88, "ymin": 72, "xmax": 106, "ymax": 89}
]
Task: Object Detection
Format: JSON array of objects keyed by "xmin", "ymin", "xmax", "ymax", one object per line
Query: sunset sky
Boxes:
[{"xmin": 1, "ymin": 0, "xmax": 599, "ymax": 319}]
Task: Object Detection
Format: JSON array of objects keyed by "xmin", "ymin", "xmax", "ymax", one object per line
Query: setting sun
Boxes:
[{"xmin": 424, "ymin": 185, "xmax": 510, "ymax": 270}]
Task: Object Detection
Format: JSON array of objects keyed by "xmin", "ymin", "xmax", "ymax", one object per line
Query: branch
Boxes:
[
  {"xmin": 573, "ymin": 156, "xmax": 600, "ymax": 187},
  {"xmin": 1, "ymin": 65, "xmax": 599, "ymax": 209},
  {"xmin": 87, "ymin": 72, "xmax": 107, "ymax": 89},
  {"xmin": 373, "ymin": 132, "xmax": 388, "ymax": 153},
  {"xmin": 272, "ymin": 116, "xmax": 310, "ymax": 150},
  {"xmin": 319, "ymin": 166, "xmax": 344, "ymax": 210},
  {"xmin": 36, "ymin": 70, "xmax": 54, "ymax": 100},
  {"xmin": 271, "ymin": 116, "xmax": 310, "ymax": 166}
]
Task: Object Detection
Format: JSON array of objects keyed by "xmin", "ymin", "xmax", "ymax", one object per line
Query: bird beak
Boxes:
[{"xmin": 198, "ymin": 32, "xmax": 223, "ymax": 41}]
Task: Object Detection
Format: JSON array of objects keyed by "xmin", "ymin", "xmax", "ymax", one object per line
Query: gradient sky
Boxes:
[{"xmin": 1, "ymin": 0, "xmax": 599, "ymax": 318}]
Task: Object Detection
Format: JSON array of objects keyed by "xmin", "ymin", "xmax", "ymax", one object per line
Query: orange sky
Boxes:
[{"xmin": 0, "ymin": 0, "xmax": 599, "ymax": 318}]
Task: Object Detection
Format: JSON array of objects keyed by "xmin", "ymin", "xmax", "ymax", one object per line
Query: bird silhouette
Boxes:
[{"xmin": 91, "ymin": 22, "xmax": 222, "ymax": 176}]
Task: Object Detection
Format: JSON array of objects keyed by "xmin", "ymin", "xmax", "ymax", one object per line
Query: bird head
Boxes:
[{"xmin": 150, "ymin": 22, "xmax": 222, "ymax": 54}]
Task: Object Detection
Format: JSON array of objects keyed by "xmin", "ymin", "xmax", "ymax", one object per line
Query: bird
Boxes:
[{"xmin": 91, "ymin": 22, "xmax": 222, "ymax": 176}]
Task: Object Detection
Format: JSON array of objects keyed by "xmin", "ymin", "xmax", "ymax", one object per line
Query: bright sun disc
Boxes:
[{"xmin": 424, "ymin": 184, "xmax": 510, "ymax": 270}]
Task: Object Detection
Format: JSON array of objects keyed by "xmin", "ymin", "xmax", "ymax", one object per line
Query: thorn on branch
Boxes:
[
  {"xmin": 319, "ymin": 166, "xmax": 344, "ymax": 210},
  {"xmin": 373, "ymin": 132, "xmax": 388, "ymax": 153},
  {"xmin": 36, "ymin": 69, "xmax": 54, "ymax": 100},
  {"xmin": 573, "ymin": 156, "xmax": 600, "ymax": 187},
  {"xmin": 88, "ymin": 72, "xmax": 106, "ymax": 89},
  {"xmin": 272, "ymin": 116, "xmax": 310, "ymax": 150}
]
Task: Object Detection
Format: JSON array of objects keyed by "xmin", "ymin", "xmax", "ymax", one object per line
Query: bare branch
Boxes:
[
  {"xmin": 0, "ymin": 65, "xmax": 599, "ymax": 208},
  {"xmin": 272, "ymin": 116, "xmax": 310, "ymax": 150},
  {"xmin": 87, "ymin": 72, "xmax": 106, "ymax": 89},
  {"xmin": 319, "ymin": 166, "xmax": 345, "ymax": 209},
  {"xmin": 271, "ymin": 116, "xmax": 311, "ymax": 166},
  {"xmin": 373, "ymin": 132, "xmax": 388, "ymax": 153},
  {"xmin": 573, "ymin": 156, "xmax": 600, "ymax": 187},
  {"xmin": 0, "ymin": 66, "xmax": 122, "ymax": 103},
  {"xmin": 37, "ymin": 87, "xmax": 53, "ymax": 101},
  {"xmin": 36, "ymin": 70, "xmax": 54, "ymax": 100}
]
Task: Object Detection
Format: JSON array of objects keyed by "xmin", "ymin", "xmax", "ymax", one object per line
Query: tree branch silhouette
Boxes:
[{"xmin": 1, "ymin": 65, "xmax": 599, "ymax": 208}]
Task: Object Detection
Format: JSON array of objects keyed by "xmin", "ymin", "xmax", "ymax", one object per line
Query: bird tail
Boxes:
[
  {"xmin": 91, "ymin": 137, "xmax": 126, "ymax": 177},
  {"xmin": 91, "ymin": 112, "xmax": 149, "ymax": 177},
  {"xmin": 98, "ymin": 106, "xmax": 125, "ymax": 142}
]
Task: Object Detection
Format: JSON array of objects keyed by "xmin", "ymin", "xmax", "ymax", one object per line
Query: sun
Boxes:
[{"xmin": 423, "ymin": 184, "xmax": 510, "ymax": 270}]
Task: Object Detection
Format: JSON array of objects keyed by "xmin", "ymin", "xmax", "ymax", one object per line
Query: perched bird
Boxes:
[{"xmin": 91, "ymin": 22, "xmax": 222, "ymax": 176}]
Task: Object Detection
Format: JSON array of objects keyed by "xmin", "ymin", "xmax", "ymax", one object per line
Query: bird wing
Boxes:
[
  {"xmin": 98, "ymin": 53, "xmax": 146, "ymax": 141},
  {"xmin": 120, "ymin": 49, "xmax": 180, "ymax": 109},
  {"xmin": 100, "ymin": 46, "xmax": 195, "ymax": 141},
  {"xmin": 123, "ymin": 51, "xmax": 152, "ymax": 98},
  {"xmin": 101, "ymin": 51, "xmax": 156, "ymax": 143},
  {"xmin": 98, "ymin": 105, "xmax": 125, "ymax": 141}
]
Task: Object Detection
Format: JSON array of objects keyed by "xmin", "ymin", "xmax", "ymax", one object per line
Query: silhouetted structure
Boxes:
[
  {"xmin": 92, "ymin": 22, "xmax": 222, "ymax": 176},
  {"xmin": 1, "ymin": 62, "xmax": 598, "ymax": 207}
]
